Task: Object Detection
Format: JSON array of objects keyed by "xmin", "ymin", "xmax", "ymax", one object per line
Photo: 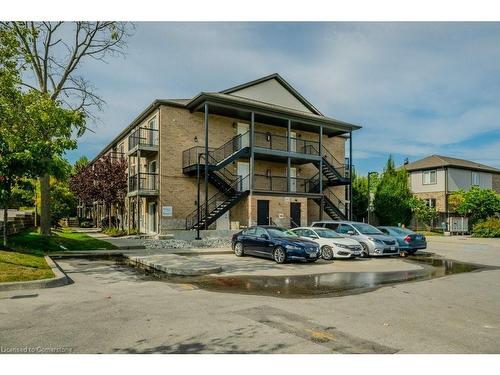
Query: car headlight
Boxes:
[
  {"xmin": 333, "ymin": 242, "xmax": 350, "ymax": 249},
  {"xmin": 285, "ymin": 245, "xmax": 301, "ymax": 251}
]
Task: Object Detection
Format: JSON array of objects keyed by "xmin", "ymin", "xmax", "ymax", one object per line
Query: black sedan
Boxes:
[{"xmin": 231, "ymin": 226, "xmax": 321, "ymax": 264}]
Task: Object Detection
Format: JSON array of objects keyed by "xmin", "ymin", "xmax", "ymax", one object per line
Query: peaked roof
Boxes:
[
  {"xmin": 403, "ymin": 155, "xmax": 500, "ymax": 174},
  {"xmin": 219, "ymin": 73, "xmax": 323, "ymax": 115}
]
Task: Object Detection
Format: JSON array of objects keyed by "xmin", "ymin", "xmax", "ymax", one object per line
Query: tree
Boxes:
[
  {"xmin": 3, "ymin": 21, "xmax": 133, "ymax": 235},
  {"xmin": 456, "ymin": 187, "xmax": 500, "ymax": 225},
  {"xmin": 352, "ymin": 169, "xmax": 368, "ymax": 221},
  {"xmin": 373, "ymin": 156, "xmax": 413, "ymax": 226},
  {"xmin": 448, "ymin": 191, "xmax": 465, "ymax": 213},
  {"xmin": 408, "ymin": 196, "xmax": 438, "ymax": 230}
]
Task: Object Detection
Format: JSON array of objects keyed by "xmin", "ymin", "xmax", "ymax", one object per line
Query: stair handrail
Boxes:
[
  {"xmin": 209, "ymin": 131, "xmax": 247, "ymax": 165},
  {"xmin": 307, "ymin": 144, "xmax": 349, "ymax": 177},
  {"xmin": 185, "ymin": 174, "xmax": 250, "ymax": 229},
  {"xmin": 323, "ymin": 188, "xmax": 346, "ymax": 213}
]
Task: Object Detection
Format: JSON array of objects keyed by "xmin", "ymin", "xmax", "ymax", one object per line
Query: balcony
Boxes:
[
  {"xmin": 254, "ymin": 131, "xmax": 320, "ymax": 157},
  {"xmin": 128, "ymin": 172, "xmax": 159, "ymax": 196},
  {"xmin": 253, "ymin": 174, "xmax": 316, "ymax": 195},
  {"xmin": 128, "ymin": 127, "xmax": 159, "ymax": 156}
]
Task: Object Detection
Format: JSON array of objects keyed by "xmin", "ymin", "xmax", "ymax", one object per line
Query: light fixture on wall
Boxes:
[
  {"xmin": 266, "ymin": 169, "xmax": 271, "ymax": 177},
  {"xmin": 194, "ymin": 136, "xmax": 198, "ymax": 143},
  {"xmin": 232, "ymin": 122, "xmax": 237, "ymax": 129}
]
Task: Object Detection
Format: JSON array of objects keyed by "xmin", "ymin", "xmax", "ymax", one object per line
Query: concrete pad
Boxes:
[{"xmin": 127, "ymin": 254, "xmax": 222, "ymax": 276}]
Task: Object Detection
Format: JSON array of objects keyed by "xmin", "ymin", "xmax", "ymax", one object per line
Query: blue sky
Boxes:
[{"xmin": 70, "ymin": 22, "xmax": 500, "ymax": 175}]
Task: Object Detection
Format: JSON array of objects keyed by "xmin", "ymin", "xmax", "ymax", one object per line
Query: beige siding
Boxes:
[
  {"xmin": 409, "ymin": 169, "xmax": 445, "ymax": 193},
  {"xmin": 229, "ymin": 78, "xmax": 312, "ymax": 113},
  {"xmin": 447, "ymin": 168, "xmax": 493, "ymax": 191}
]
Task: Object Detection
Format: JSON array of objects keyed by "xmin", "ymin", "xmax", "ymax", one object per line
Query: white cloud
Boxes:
[{"xmin": 70, "ymin": 22, "xmax": 500, "ymax": 169}]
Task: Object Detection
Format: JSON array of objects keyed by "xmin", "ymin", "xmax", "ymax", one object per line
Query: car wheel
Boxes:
[
  {"xmin": 234, "ymin": 242, "xmax": 244, "ymax": 257},
  {"xmin": 321, "ymin": 245, "xmax": 334, "ymax": 260},
  {"xmin": 360, "ymin": 242, "xmax": 370, "ymax": 257},
  {"xmin": 273, "ymin": 246, "xmax": 287, "ymax": 264}
]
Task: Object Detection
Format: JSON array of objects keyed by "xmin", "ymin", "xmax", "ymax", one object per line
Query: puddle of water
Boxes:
[
  {"xmin": 59, "ymin": 254, "xmax": 497, "ymax": 299},
  {"xmin": 132, "ymin": 256, "xmax": 496, "ymax": 298}
]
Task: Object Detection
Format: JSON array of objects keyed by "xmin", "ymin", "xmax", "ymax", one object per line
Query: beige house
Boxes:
[
  {"xmin": 89, "ymin": 74, "xmax": 361, "ymax": 234},
  {"xmin": 404, "ymin": 154, "xmax": 500, "ymax": 220}
]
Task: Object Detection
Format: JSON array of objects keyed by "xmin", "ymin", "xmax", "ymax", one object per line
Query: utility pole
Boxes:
[{"xmin": 367, "ymin": 171, "xmax": 378, "ymax": 224}]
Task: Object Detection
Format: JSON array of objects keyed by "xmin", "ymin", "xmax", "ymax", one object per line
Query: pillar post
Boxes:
[
  {"xmin": 204, "ymin": 103, "xmax": 209, "ymax": 230},
  {"xmin": 349, "ymin": 131, "xmax": 353, "ymax": 220},
  {"xmin": 287, "ymin": 120, "xmax": 291, "ymax": 192},
  {"xmin": 319, "ymin": 125, "xmax": 324, "ymax": 221}
]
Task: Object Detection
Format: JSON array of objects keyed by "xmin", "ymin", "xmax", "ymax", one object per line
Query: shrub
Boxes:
[
  {"xmin": 472, "ymin": 218, "xmax": 500, "ymax": 238},
  {"xmin": 79, "ymin": 221, "xmax": 93, "ymax": 228},
  {"xmin": 103, "ymin": 227, "xmax": 128, "ymax": 237}
]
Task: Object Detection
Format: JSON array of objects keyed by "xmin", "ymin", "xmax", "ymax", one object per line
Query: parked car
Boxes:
[
  {"xmin": 231, "ymin": 226, "xmax": 321, "ymax": 264},
  {"xmin": 377, "ymin": 226, "xmax": 427, "ymax": 254},
  {"xmin": 311, "ymin": 221, "xmax": 399, "ymax": 257},
  {"xmin": 290, "ymin": 227, "xmax": 362, "ymax": 260}
]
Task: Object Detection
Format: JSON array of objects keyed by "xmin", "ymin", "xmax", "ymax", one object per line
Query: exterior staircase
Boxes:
[
  {"xmin": 183, "ymin": 134, "xmax": 251, "ymax": 229},
  {"xmin": 185, "ymin": 174, "xmax": 250, "ymax": 230}
]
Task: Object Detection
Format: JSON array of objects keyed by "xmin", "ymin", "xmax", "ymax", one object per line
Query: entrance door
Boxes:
[
  {"xmin": 290, "ymin": 202, "xmax": 301, "ymax": 228},
  {"xmin": 289, "ymin": 167, "xmax": 297, "ymax": 192},
  {"xmin": 148, "ymin": 202, "xmax": 157, "ymax": 233},
  {"xmin": 148, "ymin": 160, "xmax": 157, "ymax": 190},
  {"xmin": 148, "ymin": 118, "xmax": 158, "ymax": 145},
  {"xmin": 288, "ymin": 131, "xmax": 297, "ymax": 152},
  {"xmin": 257, "ymin": 200, "xmax": 270, "ymax": 225},
  {"xmin": 237, "ymin": 161, "xmax": 250, "ymax": 191},
  {"xmin": 237, "ymin": 123, "xmax": 250, "ymax": 148}
]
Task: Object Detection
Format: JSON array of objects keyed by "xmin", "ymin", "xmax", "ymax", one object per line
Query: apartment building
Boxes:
[
  {"xmin": 404, "ymin": 154, "xmax": 500, "ymax": 220},
  {"xmin": 89, "ymin": 74, "xmax": 361, "ymax": 234}
]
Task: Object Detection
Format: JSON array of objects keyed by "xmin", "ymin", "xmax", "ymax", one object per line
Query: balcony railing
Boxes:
[
  {"xmin": 182, "ymin": 146, "xmax": 216, "ymax": 169},
  {"xmin": 128, "ymin": 127, "xmax": 159, "ymax": 150},
  {"xmin": 253, "ymin": 174, "xmax": 313, "ymax": 194},
  {"xmin": 128, "ymin": 172, "xmax": 159, "ymax": 193},
  {"xmin": 254, "ymin": 131, "xmax": 320, "ymax": 156}
]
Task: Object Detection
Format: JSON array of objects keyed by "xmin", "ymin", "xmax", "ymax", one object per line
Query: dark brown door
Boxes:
[
  {"xmin": 290, "ymin": 202, "xmax": 301, "ymax": 228},
  {"xmin": 257, "ymin": 200, "xmax": 270, "ymax": 225}
]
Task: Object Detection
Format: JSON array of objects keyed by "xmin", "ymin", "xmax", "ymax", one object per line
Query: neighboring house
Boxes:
[
  {"xmin": 88, "ymin": 73, "xmax": 361, "ymax": 234},
  {"xmin": 403, "ymin": 154, "xmax": 500, "ymax": 223}
]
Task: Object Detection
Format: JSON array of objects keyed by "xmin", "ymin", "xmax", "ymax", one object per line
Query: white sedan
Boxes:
[{"xmin": 290, "ymin": 227, "xmax": 363, "ymax": 260}]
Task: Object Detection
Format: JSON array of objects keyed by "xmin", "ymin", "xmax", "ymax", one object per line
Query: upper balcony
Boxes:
[
  {"xmin": 128, "ymin": 172, "xmax": 159, "ymax": 196},
  {"xmin": 128, "ymin": 127, "xmax": 159, "ymax": 156}
]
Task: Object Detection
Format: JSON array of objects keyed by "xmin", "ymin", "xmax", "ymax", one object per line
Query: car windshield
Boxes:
[
  {"xmin": 266, "ymin": 228, "xmax": 299, "ymax": 238},
  {"xmin": 314, "ymin": 228, "xmax": 342, "ymax": 238},
  {"xmin": 388, "ymin": 227, "xmax": 414, "ymax": 235},
  {"xmin": 351, "ymin": 223, "xmax": 383, "ymax": 235}
]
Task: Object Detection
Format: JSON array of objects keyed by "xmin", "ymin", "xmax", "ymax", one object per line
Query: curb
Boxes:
[{"xmin": 0, "ymin": 256, "xmax": 70, "ymax": 292}]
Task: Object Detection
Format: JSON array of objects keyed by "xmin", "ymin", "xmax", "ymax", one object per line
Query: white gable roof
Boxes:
[{"xmin": 220, "ymin": 74, "xmax": 321, "ymax": 115}]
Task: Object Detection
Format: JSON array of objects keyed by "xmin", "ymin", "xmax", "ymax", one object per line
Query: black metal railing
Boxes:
[
  {"xmin": 210, "ymin": 132, "xmax": 246, "ymax": 164},
  {"xmin": 254, "ymin": 131, "xmax": 320, "ymax": 155},
  {"xmin": 107, "ymin": 151, "xmax": 126, "ymax": 162},
  {"xmin": 323, "ymin": 188, "xmax": 346, "ymax": 214},
  {"xmin": 128, "ymin": 127, "xmax": 159, "ymax": 149},
  {"xmin": 182, "ymin": 146, "xmax": 215, "ymax": 169},
  {"xmin": 128, "ymin": 172, "xmax": 159, "ymax": 193},
  {"xmin": 185, "ymin": 174, "xmax": 250, "ymax": 229},
  {"xmin": 253, "ymin": 174, "xmax": 312, "ymax": 194}
]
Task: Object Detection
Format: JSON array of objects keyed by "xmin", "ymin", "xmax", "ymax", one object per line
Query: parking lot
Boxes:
[{"xmin": 0, "ymin": 236, "xmax": 499, "ymax": 353}]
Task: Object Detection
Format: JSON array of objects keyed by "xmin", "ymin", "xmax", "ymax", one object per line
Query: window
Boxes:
[
  {"xmin": 425, "ymin": 198, "xmax": 436, "ymax": 208},
  {"xmin": 243, "ymin": 228, "xmax": 257, "ymax": 236},
  {"xmin": 323, "ymin": 223, "xmax": 339, "ymax": 231},
  {"xmin": 472, "ymin": 171, "xmax": 480, "ymax": 186},
  {"xmin": 255, "ymin": 227, "xmax": 267, "ymax": 237},
  {"xmin": 422, "ymin": 170, "xmax": 437, "ymax": 185},
  {"xmin": 337, "ymin": 224, "xmax": 354, "ymax": 234}
]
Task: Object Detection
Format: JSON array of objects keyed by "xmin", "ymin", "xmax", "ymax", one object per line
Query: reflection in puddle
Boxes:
[{"xmin": 131, "ymin": 256, "xmax": 496, "ymax": 298}]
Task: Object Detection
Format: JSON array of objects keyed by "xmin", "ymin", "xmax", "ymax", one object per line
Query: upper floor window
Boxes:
[
  {"xmin": 422, "ymin": 170, "xmax": 437, "ymax": 185},
  {"xmin": 148, "ymin": 117, "xmax": 157, "ymax": 130},
  {"xmin": 472, "ymin": 171, "xmax": 480, "ymax": 186}
]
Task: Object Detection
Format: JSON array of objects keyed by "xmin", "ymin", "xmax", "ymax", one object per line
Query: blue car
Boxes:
[
  {"xmin": 231, "ymin": 226, "xmax": 321, "ymax": 264},
  {"xmin": 377, "ymin": 226, "xmax": 427, "ymax": 254}
]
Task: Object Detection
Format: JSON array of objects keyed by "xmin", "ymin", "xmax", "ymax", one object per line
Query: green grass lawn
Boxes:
[
  {"xmin": 8, "ymin": 228, "xmax": 117, "ymax": 254},
  {"xmin": 0, "ymin": 250, "xmax": 54, "ymax": 283}
]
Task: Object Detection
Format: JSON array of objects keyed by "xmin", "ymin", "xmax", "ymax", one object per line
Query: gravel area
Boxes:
[{"xmin": 143, "ymin": 237, "xmax": 232, "ymax": 249}]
